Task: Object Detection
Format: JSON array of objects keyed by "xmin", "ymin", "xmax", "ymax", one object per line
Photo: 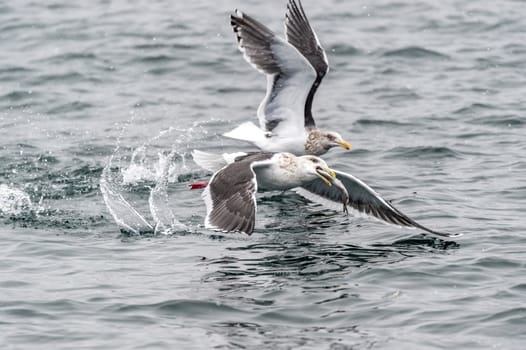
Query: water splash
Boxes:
[
  {"xmin": 100, "ymin": 171, "xmax": 154, "ymax": 234},
  {"xmin": 101, "ymin": 123, "xmax": 209, "ymax": 235},
  {"xmin": 148, "ymin": 149, "xmax": 187, "ymax": 235},
  {"xmin": 121, "ymin": 127, "xmax": 180, "ymax": 184},
  {"xmin": 0, "ymin": 184, "xmax": 36, "ymax": 216}
]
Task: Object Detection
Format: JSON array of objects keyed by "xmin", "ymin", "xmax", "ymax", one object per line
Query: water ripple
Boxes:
[
  {"xmin": 382, "ymin": 46, "xmax": 450, "ymax": 59},
  {"xmin": 386, "ymin": 146, "xmax": 462, "ymax": 160}
]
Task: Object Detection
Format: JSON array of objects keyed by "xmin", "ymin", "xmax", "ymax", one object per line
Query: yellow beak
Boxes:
[
  {"xmin": 316, "ymin": 167, "xmax": 337, "ymax": 186},
  {"xmin": 337, "ymin": 140, "xmax": 351, "ymax": 150}
]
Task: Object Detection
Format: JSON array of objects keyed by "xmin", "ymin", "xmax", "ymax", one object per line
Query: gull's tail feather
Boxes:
[
  {"xmin": 223, "ymin": 121, "xmax": 267, "ymax": 145},
  {"xmin": 192, "ymin": 150, "xmax": 249, "ymax": 172},
  {"xmin": 192, "ymin": 150, "xmax": 228, "ymax": 172}
]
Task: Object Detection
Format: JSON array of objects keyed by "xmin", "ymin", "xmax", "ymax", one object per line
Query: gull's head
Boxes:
[
  {"xmin": 321, "ymin": 131, "xmax": 351, "ymax": 152},
  {"xmin": 298, "ymin": 155, "xmax": 336, "ymax": 186}
]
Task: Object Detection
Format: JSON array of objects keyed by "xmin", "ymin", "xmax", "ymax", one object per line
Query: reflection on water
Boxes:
[{"xmin": 203, "ymin": 233, "xmax": 459, "ymax": 284}]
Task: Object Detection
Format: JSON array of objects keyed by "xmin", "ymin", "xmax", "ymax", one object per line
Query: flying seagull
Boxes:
[
  {"xmin": 224, "ymin": 0, "xmax": 351, "ymax": 156},
  {"xmin": 201, "ymin": 152, "xmax": 339, "ymax": 233},
  {"xmin": 192, "ymin": 150, "xmax": 459, "ymax": 237}
]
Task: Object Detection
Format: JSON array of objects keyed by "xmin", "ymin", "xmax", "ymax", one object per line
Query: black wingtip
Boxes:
[
  {"xmin": 230, "ymin": 11, "xmax": 242, "ymax": 36},
  {"xmin": 232, "ymin": 9, "xmax": 242, "ymax": 18},
  {"xmin": 422, "ymin": 227, "xmax": 463, "ymax": 238}
]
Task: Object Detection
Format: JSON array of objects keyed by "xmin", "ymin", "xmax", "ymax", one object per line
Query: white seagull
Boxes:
[
  {"xmin": 224, "ymin": 0, "xmax": 351, "ymax": 156},
  {"xmin": 202, "ymin": 152, "xmax": 338, "ymax": 233},
  {"xmin": 193, "ymin": 150, "xmax": 459, "ymax": 237}
]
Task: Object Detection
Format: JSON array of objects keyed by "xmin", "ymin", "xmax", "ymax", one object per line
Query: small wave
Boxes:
[
  {"xmin": 328, "ymin": 43, "xmax": 360, "ymax": 56},
  {"xmin": 40, "ymin": 52, "xmax": 99, "ymax": 66},
  {"xmin": 387, "ymin": 146, "xmax": 461, "ymax": 160},
  {"xmin": 378, "ymin": 68, "xmax": 402, "ymax": 75},
  {"xmin": 133, "ymin": 43, "xmax": 171, "ymax": 50},
  {"xmin": 354, "ymin": 119, "xmax": 416, "ymax": 127},
  {"xmin": 383, "ymin": 46, "xmax": 449, "ymax": 59},
  {"xmin": 133, "ymin": 54, "xmax": 174, "ymax": 64},
  {"xmin": 146, "ymin": 67, "xmax": 176, "ymax": 76},
  {"xmin": 0, "ymin": 90, "xmax": 35, "ymax": 102},
  {"xmin": 111, "ymin": 299, "xmax": 248, "ymax": 318},
  {"xmin": 469, "ymin": 115, "xmax": 524, "ymax": 127},
  {"xmin": 0, "ymin": 66, "xmax": 33, "ymax": 75},
  {"xmin": 453, "ymin": 103, "xmax": 497, "ymax": 115},
  {"xmin": 482, "ymin": 19, "xmax": 521, "ymax": 32},
  {"xmin": 31, "ymin": 71, "xmax": 87, "ymax": 85},
  {"xmin": 363, "ymin": 86, "xmax": 422, "ymax": 101},
  {"xmin": 457, "ymin": 131, "xmax": 493, "ymax": 139},
  {"xmin": 46, "ymin": 101, "xmax": 93, "ymax": 115},
  {"xmin": 481, "ymin": 307, "xmax": 526, "ymax": 325},
  {"xmin": 377, "ymin": 91, "xmax": 422, "ymax": 101}
]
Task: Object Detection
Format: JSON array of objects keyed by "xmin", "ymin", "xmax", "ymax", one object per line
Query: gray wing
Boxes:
[
  {"xmin": 285, "ymin": 0, "xmax": 329, "ymax": 77},
  {"xmin": 294, "ymin": 170, "xmax": 459, "ymax": 238},
  {"xmin": 202, "ymin": 154, "xmax": 275, "ymax": 234},
  {"xmin": 203, "ymin": 160, "xmax": 258, "ymax": 234},
  {"xmin": 285, "ymin": 0, "xmax": 329, "ymax": 128},
  {"xmin": 231, "ymin": 10, "xmax": 315, "ymax": 135}
]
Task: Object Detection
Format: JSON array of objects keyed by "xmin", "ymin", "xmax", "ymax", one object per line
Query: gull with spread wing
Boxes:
[
  {"xmin": 192, "ymin": 150, "xmax": 460, "ymax": 238},
  {"xmin": 201, "ymin": 152, "xmax": 339, "ymax": 233},
  {"xmin": 224, "ymin": 0, "xmax": 351, "ymax": 156}
]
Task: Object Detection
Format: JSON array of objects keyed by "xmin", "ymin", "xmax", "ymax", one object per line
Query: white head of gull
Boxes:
[{"xmin": 223, "ymin": 0, "xmax": 351, "ymax": 156}]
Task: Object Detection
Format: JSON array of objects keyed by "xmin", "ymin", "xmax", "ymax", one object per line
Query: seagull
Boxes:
[
  {"xmin": 223, "ymin": 0, "xmax": 351, "ymax": 156},
  {"xmin": 201, "ymin": 152, "xmax": 338, "ymax": 233},
  {"xmin": 193, "ymin": 150, "xmax": 459, "ymax": 237}
]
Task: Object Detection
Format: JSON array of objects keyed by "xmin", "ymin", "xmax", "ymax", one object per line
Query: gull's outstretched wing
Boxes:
[
  {"xmin": 231, "ymin": 9, "xmax": 315, "ymax": 135},
  {"xmin": 202, "ymin": 153, "xmax": 274, "ymax": 234},
  {"xmin": 285, "ymin": 0, "xmax": 329, "ymax": 128},
  {"xmin": 294, "ymin": 170, "xmax": 460, "ymax": 238}
]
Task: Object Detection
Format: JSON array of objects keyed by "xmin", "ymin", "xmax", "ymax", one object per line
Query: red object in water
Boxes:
[{"xmin": 189, "ymin": 181, "xmax": 209, "ymax": 190}]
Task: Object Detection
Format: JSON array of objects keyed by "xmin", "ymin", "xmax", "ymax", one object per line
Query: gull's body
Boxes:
[{"xmin": 224, "ymin": 0, "xmax": 351, "ymax": 156}]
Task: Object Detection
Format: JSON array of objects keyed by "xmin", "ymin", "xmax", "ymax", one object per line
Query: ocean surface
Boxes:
[{"xmin": 1, "ymin": 0, "xmax": 525, "ymax": 349}]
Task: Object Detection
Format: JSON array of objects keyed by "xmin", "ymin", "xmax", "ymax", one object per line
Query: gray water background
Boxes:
[{"xmin": 1, "ymin": 0, "xmax": 525, "ymax": 349}]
